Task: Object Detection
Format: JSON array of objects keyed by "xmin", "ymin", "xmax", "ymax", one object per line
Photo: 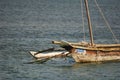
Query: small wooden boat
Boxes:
[
  {"xmin": 52, "ymin": 40, "xmax": 120, "ymax": 63},
  {"xmin": 29, "ymin": 0, "xmax": 120, "ymax": 63}
]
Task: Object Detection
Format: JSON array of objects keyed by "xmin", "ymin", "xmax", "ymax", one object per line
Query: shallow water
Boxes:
[{"xmin": 0, "ymin": 0, "xmax": 120, "ymax": 80}]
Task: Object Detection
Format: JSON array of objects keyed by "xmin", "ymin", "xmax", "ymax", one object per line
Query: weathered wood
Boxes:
[
  {"xmin": 52, "ymin": 40, "xmax": 120, "ymax": 47},
  {"xmin": 71, "ymin": 49, "xmax": 120, "ymax": 63},
  {"xmin": 84, "ymin": 0, "xmax": 94, "ymax": 46},
  {"xmin": 52, "ymin": 40, "xmax": 120, "ymax": 63},
  {"xmin": 52, "ymin": 40, "xmax": 120, "ymax": 51},
  {"xmin": 71, "ymin": 45, "xmax": 120, "ymax": 51}
]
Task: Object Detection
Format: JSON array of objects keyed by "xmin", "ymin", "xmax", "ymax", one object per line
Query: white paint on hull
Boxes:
[{"xmin": 29, "ymin": 51, "xmax": 69, "ymax": 59}]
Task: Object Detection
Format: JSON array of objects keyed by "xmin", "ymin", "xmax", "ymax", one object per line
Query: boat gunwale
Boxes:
[{"xmin": 52, "ymin": 40, "xmax": 120, "ymax": 51}]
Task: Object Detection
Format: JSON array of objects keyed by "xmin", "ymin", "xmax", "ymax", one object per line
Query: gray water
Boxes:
[{"xmin": 0, "ymin": 0, "xmax": 120, "ymax": 80}]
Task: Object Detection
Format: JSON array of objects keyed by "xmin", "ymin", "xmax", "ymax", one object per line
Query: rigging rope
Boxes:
[
  {"xmin": 94, "ymin": 0, "xmax": 119, "ymax": 43},
  {"xmin": 81, "ymin": 0, "xmax": 86, "ymax": 41}
]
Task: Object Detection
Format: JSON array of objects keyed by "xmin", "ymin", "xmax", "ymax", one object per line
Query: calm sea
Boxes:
[{"xmin": 0, "ymin": 0, "xmax": 120, "ymax": 80}]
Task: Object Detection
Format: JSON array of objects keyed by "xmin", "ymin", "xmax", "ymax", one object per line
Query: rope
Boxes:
[
  {"xmin": 94, "ymin": 0, "xmax": 119, "ymax": 43},
  {"xmin": 81, "ymin": 0, "xmax": 86, "ymax": 41}
]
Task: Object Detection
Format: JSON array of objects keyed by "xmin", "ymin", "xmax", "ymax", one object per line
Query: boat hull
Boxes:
[
  {"xmin": 29, "ymin": 51, "xmax": 69, "ymax": 59},
  {"xmin": 71, "ymin": 48, "xmax": 120, "ymax": 63},
  {"xmin": 52, "ymin": 40, "xmax": 120, "ymax": 63}
]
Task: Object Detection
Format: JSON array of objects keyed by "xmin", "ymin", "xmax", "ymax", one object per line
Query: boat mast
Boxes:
[{"xmin": 84, "ymin": 0, "xmax": 94, "ymax": 46}]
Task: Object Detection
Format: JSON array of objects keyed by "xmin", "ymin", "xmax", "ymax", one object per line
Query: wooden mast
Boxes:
[{"xmin": 84, "ymin": 0, "xmax": 94, "ymax": 46}]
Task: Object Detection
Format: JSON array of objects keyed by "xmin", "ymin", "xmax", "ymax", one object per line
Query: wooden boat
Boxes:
[
  {"xmin": 52, "ymin": 40, "xmax": 120, "ymax": 63},
  {"xmin": 52, "ymin": 0, "xmax": 120, "ymax": 63}
]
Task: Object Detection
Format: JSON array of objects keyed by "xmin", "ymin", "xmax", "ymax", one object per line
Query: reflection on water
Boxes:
[{"xmin": 0, "ymin": 0, "xmax": 120, "ymax": 80}]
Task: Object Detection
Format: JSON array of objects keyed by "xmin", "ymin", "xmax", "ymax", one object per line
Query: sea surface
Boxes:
[{"xmin": 0, "ymin": 0, "xmax": 120, "ymax": 80}]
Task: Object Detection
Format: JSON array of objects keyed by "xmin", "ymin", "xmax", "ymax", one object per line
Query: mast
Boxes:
[{"xmin": 84, "ymin": 0, "xmax": 94, "ymax": 46}]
